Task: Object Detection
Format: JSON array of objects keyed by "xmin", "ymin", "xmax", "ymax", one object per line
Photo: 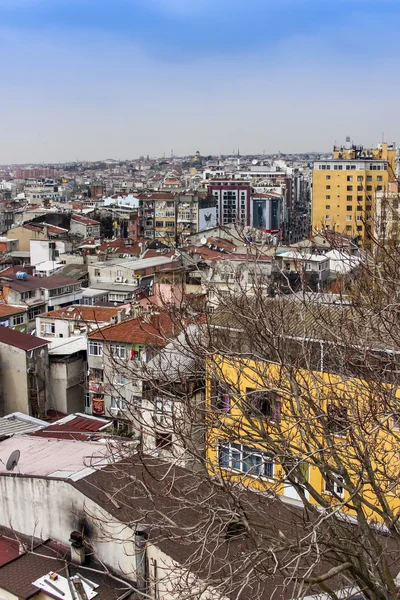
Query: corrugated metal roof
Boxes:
[{"xmin": 0, "ymin": 414, "xmax": 46, "ymax": 436}]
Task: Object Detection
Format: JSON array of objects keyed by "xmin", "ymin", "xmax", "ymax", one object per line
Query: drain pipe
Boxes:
[{"xmin": 135, "ymin": 527, "xmax": 148, "ymax": 596}]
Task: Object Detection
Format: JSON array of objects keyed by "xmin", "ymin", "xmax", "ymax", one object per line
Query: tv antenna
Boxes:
[{"xmin": 6, "ymin": 449, "xmax": 20, "ymax": 471}]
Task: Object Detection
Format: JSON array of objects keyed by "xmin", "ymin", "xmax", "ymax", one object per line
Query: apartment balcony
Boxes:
[{"xmin": 89, "ymin": 380, "xmax": 104, "ymax": 394}]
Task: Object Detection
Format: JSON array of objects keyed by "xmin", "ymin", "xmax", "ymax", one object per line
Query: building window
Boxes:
[
  {"xmin": 210, "ymin": 380, "xmax": 231, "ymax": 412},
  {"xmin": 347, "ymin": 186, "xmax": 353, "ymax": 191},
  {"xmin": 357, "ymin": 176, "xmax": 363, "ymax": 181},
  {"xmin": 326, "ymin": 195, "xmax": 330, "ymax": 200},
  {"xmin": 155, "ymin": 432, "xmax": 173, "ymax": 450},
  {"xmin": 90, "ymin": 368, "xmax": 104, "ymax": 381},
  {"xmin": 346, "ymin": 206, "xmax": 352, "ymax": 212},
  {"xmin": 326, "ymin": 175, "xmax": 331, "ymax": 180},
  {"xmin": 347, "ymin": 176, "xmax": 353, "ymax": 182},
  {"xmin": 111, "ymin": 395, "xmax": 126, "ymax": 410},
  {"xmin": 88, "ymin": 341, "xmax": 103, "ymax": 356},
  {"xmin": 377, "ymin": 176, "xmax": 383, "ymax": 182},
  {"xmin": 346, "ymin": 226, "xmax": 352, "ymax": 232},
  {"xmin": 366, "ymin": 186, "xmax": 372, "ymax": 191},
  {"xmin": 357, "ymin": 196, "xmax": 363, "ymax": 202},
  {"xmin": 218, "ymin": 442, "xmax": 274, "ymax": 479},
  {"xmin": 326, "ymin": 185, "xmax": 331, "ymax": 190},
  {"xmin": 325, "ymin": 205, "xmax": 330, "ymax": 210},
  {"xmin": 12, "ymin": 315, "xmax": 24, "ymax": 326},
  {"xmin": 113, "ymin": 373, "xmax": 127, "ymax": 386},
  {"xmin": 346, "ymin": 195, "xmax": 352, "ymax": 201},
  {"xmin": 325, "ymin": 215, "xmax": 330, "ymax": 220},
  {"xmin": 346, "ymin": 216, "xmax": 352, "ymax": 221},
  {"xmin": 110, "ymin": 344, "xmax": 127, "ymax": 359},
  {"xmin": 41, "ymin": 322, "xmax": 55, "ymax": 335},
  {"xmin": 244, "ymin": 388, "xmax": 281, "ymax": 421},
  {"xmin": 155, "ymin": 221, "xmax": 164, "ymax": 228},
  {"xmin": 357, "ymin": 206, "xmax": 362, "ymax": 211},
  {"xmin": 84, "ymin": 392, "xmax": 91, "ymax": 411},
  {"xmin": 357, "ymin": 225, "xmax": 363, "ymax": 231},
  {"xmin": 357, "ymin": 186, "xmax": 363, "ymax": 191},
  {"xmin": 367, "ymin": 176, "xmax": 372, "ymax": 182},
  {"xmin": 323, "ymin": 473, "xmax": 344, "ymax": 497},
  {"xmin": 327, "ymin": 404, "xmax": 348, "ymax": 436}
]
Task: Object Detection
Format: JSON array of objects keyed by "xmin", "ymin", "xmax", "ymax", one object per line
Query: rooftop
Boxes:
[
  {"xmin": 0, "ymin": 327, "xmax": 48, "ymax": 351},
  {"xmin": 0, "ymin": 273, "xmax": 80, "ymax": 293},
  {"xmin": 0, "ymin": 413, "xmax": 47, "ymax": 436},
  {"xmin": 88, "ymin": 312, "xmax": 176, "ymax": 344},
  {"xmin": 71, "ymin": 214, "xmax": 100, "ymax": 226},
  {"xmin": 31, "ymin": 413, "xmax": 112, "ymax": 440},
  {"xmin": 0, "ymin": 538, "xmax": 136, "ymax": 599},
  {"xmin": 0, "ymin": 304, "xmax": 27, "ymax": 317},
  {"xmin": 47, "ymin": 336, "xmax": 87, "ymax": 355},
  {"xmin": 0, "ymin": 436, "xmax": 111, "ymax": 480},
  {"xmin": 41, "ymin": 304, "xmax": 124, "ymax": 322}
]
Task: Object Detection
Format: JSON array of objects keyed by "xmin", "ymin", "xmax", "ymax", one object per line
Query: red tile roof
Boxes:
[
  {"xmin": 32, "ymin": 416, "xmax": 111, "ymax": 440},
  {"xmin": 142, "ymin": 249, "xmax": 175, "ymax": 259},
  {"xmin": 0, "ymin": 304, "xmax": 27, "ymax": 317},
  {"xmin": 0, "ymin": 327, "xmax": 48, "ymax": 351},
  {"xmin": 88, "ymin": 313, "xmax": 175, "ymax": 344},
  {"xmin": 40, "ymin": 305, "xmax": 122, "ymax": 322},
  {"xmin": 71, "ymin": 214, "xmax": 100, "ymax": 226}
]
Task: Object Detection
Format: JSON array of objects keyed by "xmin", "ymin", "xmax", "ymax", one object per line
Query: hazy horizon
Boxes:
[{"xmin": 0, "ymin": 0, "xmax": 399, "ymax": 164}]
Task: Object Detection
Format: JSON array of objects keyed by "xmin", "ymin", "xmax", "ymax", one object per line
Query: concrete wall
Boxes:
[
  {"xmin": 0, "ymin": 343, "xmax": 29, "ymax": 416},
  {"xmin": 49, "ymin": 357, "xmax": 85, "ymax": 414},
  {"xmin": 6, "ymin": 226, "xmax": 47, "ymax": 252}
]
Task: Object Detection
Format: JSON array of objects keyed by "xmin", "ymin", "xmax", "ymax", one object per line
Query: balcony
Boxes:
[{"xmin": 89, "ymin": 380, "xmax": 104, "ymax": 394}]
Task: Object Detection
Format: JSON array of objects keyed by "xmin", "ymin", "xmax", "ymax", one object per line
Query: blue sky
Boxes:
[{"xmin": 0, "ymin": 0, "xmax": 399, "ymax": 162}]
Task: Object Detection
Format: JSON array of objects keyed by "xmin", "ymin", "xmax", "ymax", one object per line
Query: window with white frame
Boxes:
[
  {"xmin": 113, "ymin": 373, "xmax": 127, "ymax": 386},
  {"xmin": 110, "ymin": 344, "xmax": 127, "ymax": 359},
  {"xmin": 88, "ymin": 341, "xmax": 103, "ymax": 356},
  {"xmin": 12, "ymin": 314, "xmax": 25, "ymax": 326},
  {"xmin": 84, "ymin": 393, "xmax": 91, "ymax": 410},
  {"xmin": 111, "ymin": 395, "xmax": 126, "ymax": 410},
  {"xmin": 218, "ymin": 442, "xmax": 274, "ymax": 479},
  {"xmin": 41, "ymin": 322, "xmax": 55, "ymax": 335},
  {"xmin": 323, "ymin": 473, "xmax": 344, "ymax": 497}
]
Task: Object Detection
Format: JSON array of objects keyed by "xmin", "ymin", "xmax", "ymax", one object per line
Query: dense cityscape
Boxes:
[
  {"xmin": 1, "ymin": 0, "xmax": 400, "ymax": 598},
  {"xmin": 0, "ymin": 140, "xmax": 398, "ymax": 599}
]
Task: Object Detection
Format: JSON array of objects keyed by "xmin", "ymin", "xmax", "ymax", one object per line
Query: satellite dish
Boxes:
[
  {"xmin": 200, "ymin": 237, "xmax": 207, "ymax": 245},
  {"xmin": 6, "ymin": 449, "xmax": 20, "ymax": 471}
]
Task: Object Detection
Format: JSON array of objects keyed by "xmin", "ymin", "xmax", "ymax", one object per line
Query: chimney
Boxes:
[{"xmin": 69, "ymin": 531, "xmax": 85, "ymax": 566}]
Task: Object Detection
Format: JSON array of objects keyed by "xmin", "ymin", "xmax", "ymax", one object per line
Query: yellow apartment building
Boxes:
[
  {"xmin": 206, "ymin": 357, "xmax": 400, "ymax": 522},
  {"xmin": 312, "ymin": 142, "xmax": 396, "ymax": 248}
]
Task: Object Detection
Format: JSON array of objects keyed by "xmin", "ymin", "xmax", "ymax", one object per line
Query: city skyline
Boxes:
[{"xmin": 0, "ymin": 0, "xmax": 399, "ymax": 163}]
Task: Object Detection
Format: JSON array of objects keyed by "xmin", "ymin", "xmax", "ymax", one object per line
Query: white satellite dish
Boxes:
[
  {"xmin": 6, "ymin": 449, "xmax": 20, "ymax": 471},
  {"xmin": 200, "ymin": 237, "xmax": 207, "ymax": 245}
]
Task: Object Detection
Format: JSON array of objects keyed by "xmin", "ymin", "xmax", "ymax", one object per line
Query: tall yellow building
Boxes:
[{"xmin": 312, "ymin": 141, "xmax": 396, "ymax": 248}]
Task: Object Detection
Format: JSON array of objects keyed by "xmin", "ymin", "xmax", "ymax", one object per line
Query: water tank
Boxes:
[{"xmin": 16, "ymin": 271, "xmax": 27, "ymax": 280}]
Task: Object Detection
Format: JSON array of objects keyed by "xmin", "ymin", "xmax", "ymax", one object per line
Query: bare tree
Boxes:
[{"xmin": 87, "ymin": 226, "xmax": 400, "ymax": 600}]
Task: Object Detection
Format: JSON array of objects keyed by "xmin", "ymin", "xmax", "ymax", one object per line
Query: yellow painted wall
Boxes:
[
  {"xmin": 312, "ymin": 144, "xmax": 395, "ymax": 248},
  {"xmin": 206, "ymin": 357, "xmax": 400, "ymax": 521}
]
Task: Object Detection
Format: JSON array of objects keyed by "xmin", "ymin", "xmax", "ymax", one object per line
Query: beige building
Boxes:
[{"xmin": 0, "ymin": 326, "xmax": 49, "ymax": 417}]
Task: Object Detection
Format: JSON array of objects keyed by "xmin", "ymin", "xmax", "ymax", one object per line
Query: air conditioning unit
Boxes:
[
  {"xmin": 115, "ymin": 276, "xmax": 123, "ymax": 283},
  {"xmin": 110, "ymin": 406, "xmax": 120, "ymax": 417}
]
